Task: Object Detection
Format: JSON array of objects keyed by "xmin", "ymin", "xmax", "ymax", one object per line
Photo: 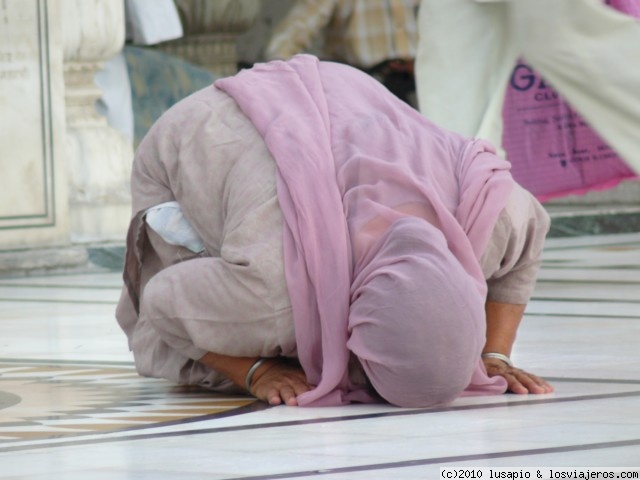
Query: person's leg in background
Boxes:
[
  {"xmin": 509, "ymin": 0, "xmax": 640, "ymax": 173},
  {"xmin": 415, "ymin": 0, "xmax": 517, "ymax": 154},
  {"xmin": 416, "ymin": 0, "xmax": 640, "ymax": 173}
]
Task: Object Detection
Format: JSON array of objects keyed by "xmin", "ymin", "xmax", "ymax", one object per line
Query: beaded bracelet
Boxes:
[
  {"xmin": 481, "ymin": 352, "xmax": 513, "ymax": 367},
  {"xmin": 244, "ymin": 358, "xmax": 268, "ymax": 392}
]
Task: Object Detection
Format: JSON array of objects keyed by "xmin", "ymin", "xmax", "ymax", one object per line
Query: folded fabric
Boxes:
[{"xmin": 217, "ymin": 55, "xmax": 514, "ymax": 406}]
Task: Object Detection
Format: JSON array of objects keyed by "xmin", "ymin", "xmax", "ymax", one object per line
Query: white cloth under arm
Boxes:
[{"xmin": 145, "ymin": 201, "xmax": 205, "ymax": 253}]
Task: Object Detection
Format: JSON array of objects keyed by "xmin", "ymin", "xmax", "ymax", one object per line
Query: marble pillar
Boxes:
[
  {"xmin": 157, "ymin": 0, "xmax": 261, "ymax": 77},
  {"xmin": 61, "ymin": 0, "xmax": 133, "ymax": 243}
]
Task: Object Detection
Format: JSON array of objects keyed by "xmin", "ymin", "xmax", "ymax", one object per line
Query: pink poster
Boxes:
[
  {"xmin": 501, "ymin": 1, "xmax": 639, "ymax": 202},
  {"xmin": 607, "ymin": 0, "xmax": 640, "ymax": 16}
]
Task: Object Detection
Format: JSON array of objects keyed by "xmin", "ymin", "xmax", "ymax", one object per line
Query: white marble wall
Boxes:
[
  {"xmin": 0, "ymin": 0, "xmax": 70, "ymax": 249},
  {"xmin": 0, "ymin": 0, "xmax": 133, "ymax": 271},
  {"xmin": 0, "ymin": 0, "xmax": 261, "ymax": 273}
]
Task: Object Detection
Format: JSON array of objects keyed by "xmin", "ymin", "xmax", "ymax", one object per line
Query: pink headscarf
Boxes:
[{"xmin": 217, "ymin": 55, "xmax": 514, "ymax": 407}]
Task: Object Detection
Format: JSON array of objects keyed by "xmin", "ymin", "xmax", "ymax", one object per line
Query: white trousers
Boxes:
[{"xmin": 415, "ymin": 0, "xmax": 640, "ymax": 172}]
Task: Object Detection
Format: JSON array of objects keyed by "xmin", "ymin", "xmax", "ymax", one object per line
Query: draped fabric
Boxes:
[{"xmin": 217, "ymin": 55, "xmax": 514, "ymax": 406}]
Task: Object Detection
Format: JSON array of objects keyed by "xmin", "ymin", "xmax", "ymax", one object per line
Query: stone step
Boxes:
[{"xmin": 544, "ymin": 179, "xmax": 640, "ymax": 237}]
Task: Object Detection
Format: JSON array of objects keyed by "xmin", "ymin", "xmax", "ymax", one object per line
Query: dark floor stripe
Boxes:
[
  {"xmin": 0, "ymin": 358, "xmax": 135, "ymax": 367},
  {"xmin": 220, "ymin": 438, "xmax": 640, "ymax": 480},
  {"xmin": 0, "ymin": 298, "xmax": 117, "ymax": 305},
  {"xmin": 526, "ymin": 312, "xmax": 639, "ymax": 319},
  {"xmin": 0, "ymin": 283, "xmax": 120, "ymax": 290},
  {"xmin": 1, "ymin": 389, "xmax": 639, "ymax": 453},
  {"xmin": 531, "ymin": 297, "xmax": 640, "ymax": 304},
  {"xmin": 3, "ymin": 360, "xmax": 636, "ymax": 386},
  {"xmin": 546, "ymin": 376, "xmax": 640, "ymax": 385}
]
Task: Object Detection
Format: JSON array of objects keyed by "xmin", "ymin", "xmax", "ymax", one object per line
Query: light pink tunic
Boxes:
[{"xmin": 117, "ymin": 56, "xmax": 549, "ymax": 407}]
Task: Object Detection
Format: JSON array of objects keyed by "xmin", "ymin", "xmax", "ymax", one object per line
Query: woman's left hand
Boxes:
[{"xmin": 483, "ymin": 357, "xmax": 554, "ymax": 394}]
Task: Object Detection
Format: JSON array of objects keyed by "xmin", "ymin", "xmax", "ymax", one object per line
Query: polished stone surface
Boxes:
[{"xmin": 0, "ymin": 233, "xmax": 639, "ymax": 478}]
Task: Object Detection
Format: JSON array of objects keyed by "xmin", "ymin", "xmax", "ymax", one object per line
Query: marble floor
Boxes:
[{"xmin": 0, "ymin": 233, "xmax": 639, "ymax": 479}]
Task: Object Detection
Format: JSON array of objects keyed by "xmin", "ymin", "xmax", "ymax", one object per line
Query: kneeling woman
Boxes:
[{"xmin": 116, "ymin": 55, "xmax": 553, "ymax": 408}]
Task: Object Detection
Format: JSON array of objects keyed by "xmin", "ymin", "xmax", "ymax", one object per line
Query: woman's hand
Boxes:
[
  {"xmin": 199, "ymin": 352, "xmax": 313, "ymax": 406},
  {"xmin": 249, "ymin": 360, "xmax": 313, "ymax": 406},
  {"xmin": 482, "ymin": 301, "xmax": 553, "ymax": 394},
  {"xmin": 483, "ymin": 357, "xmax": 554, "ymax": 394}
]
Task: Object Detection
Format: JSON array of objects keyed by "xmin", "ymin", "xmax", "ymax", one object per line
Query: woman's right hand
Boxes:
[
  {"xmin": 249, "ymin": 360, "xmax": 313, "ymax": 406},
  {"xmin": 482, "ymin": 357, "xmax": 554, "ymax": 395}
]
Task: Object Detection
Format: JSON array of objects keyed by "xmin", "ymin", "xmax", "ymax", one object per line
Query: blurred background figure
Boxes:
[
  {"xmin": 415, "ymin": 0, "xmax": 640, "ymax": 175},
  {"xmin": 265, "ymin": 0, "xmax": 420, "ymax": 107}
]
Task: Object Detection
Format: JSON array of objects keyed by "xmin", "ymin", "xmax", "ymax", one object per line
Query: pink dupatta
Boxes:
[{"xmin": 217, "ymin": 55, "xmax": 514, "ymax": 406}]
